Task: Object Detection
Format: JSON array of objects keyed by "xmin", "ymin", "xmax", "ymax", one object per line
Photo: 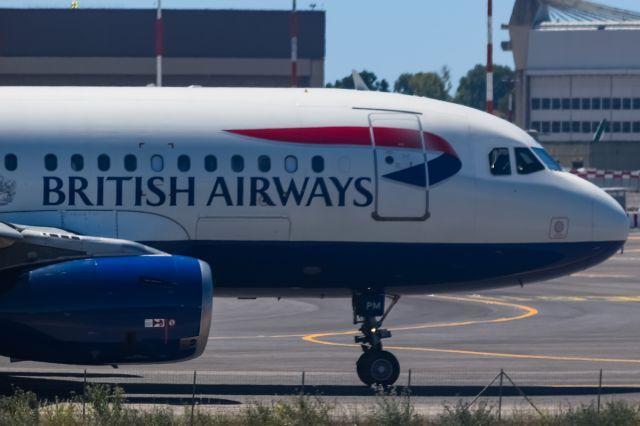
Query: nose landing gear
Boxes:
[{"xmin": 352, "ymin": 291, "xmax": 401, "ymax": 387}]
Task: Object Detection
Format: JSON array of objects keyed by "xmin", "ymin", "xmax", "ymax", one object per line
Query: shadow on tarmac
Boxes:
[{"xmin": 0, "ymin": 372, "xmax": 637, "ymax": 405}]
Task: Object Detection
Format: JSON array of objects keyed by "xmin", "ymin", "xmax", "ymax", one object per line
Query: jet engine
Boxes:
[{"xmin": 0, "ymin": 255, "xmax": 213, "ymax": 365}]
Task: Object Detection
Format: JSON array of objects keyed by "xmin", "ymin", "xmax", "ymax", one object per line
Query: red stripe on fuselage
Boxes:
[{"xmin": 226, "ymin": 127, "xmax": 458, "ymax": 157}]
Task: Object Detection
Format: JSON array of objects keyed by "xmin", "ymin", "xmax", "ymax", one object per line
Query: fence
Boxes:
[{"xmin": 2, "ymin": 367, "xmax": 639, "ymax": 402}]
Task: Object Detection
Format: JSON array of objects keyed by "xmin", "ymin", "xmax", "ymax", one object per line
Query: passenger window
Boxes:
[
  {"xmin": 98, "ymin": 154, "xmax": 110, "ymax": 171},
  {"xmin": 124, "ymin": 154, "xmax": 137, "ymax": 172},
  {"xmin": 151, "ymin": 155, "xmax": 164, "ymax": 172},
  {"xmin": 71, "ymin": 154, "xmax": 84, "ymax": 172},
  {"xmin": 204, "ymin": 155, "xmax": 217, "ymax": 172},
  {"xmin": 4, "ymin": 154, "xmax": 17, "ymax": 171},
  {"xmin": 515, "ymin": 148, "xmax": 545, "ymax": 175},
  {"xmin": 285, "ymin": 155, "xmax": 298, "ymax": 173},
  {"xmin": 45, "ymin": 154, "xmax": 57, "ymax": 171},
  {"xmin": 311, "ymin": 155, "xmax": 324, "ymax": 173},
  {"xmin": 178, "ymin": 155, "xmax": 190, "ymax": 172},
  {"xmin": 231, "ymin": 155, "xmax": 244, "ymax": 172},
  {"xmin": 488, "ymin": 148, "xmax": 511, "ymax": 176},
  {"xmin": 258, "ymin": 155, "xmax": 271, "ymax": 172}
]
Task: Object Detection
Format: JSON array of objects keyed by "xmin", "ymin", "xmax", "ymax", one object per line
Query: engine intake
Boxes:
[{"xmin": 0, "ymin": 255, "xmax": 213, "ymax": 365}]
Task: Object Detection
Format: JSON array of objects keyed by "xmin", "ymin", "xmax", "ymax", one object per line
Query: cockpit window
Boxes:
[
  {"xmin": 489, "ymin": 148, "xmax": 511, "ymax": 176},
  {"xmin": 515, "ymin": 148, "xmax": 545, "ymax": 175},
  {"xmin": 532, "ymin": 147, "xmax": 563, "ymax": 171}
]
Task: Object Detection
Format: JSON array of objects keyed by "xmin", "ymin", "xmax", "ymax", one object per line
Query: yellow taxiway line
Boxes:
[{"xmin": 302, "ymin": 295, "xmax": 640, "ymax": 365}]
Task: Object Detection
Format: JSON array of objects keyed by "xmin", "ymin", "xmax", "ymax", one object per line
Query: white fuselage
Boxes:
[{"xmin": 0, "ymin": 87, "xmax": 629, "ymax": 296}]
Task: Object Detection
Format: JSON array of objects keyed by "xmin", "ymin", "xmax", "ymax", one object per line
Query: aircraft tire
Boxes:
[{"xmin": 356, "ymin": 350, "xmax": 400, "ymax": 387}]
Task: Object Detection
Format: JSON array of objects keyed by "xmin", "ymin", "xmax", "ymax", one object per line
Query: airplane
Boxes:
[{"xmin": 0, "ymin": 86, "xmax": 629, "ymax": 387}]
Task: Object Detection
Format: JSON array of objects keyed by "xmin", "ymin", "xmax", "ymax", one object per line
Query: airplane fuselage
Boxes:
[{"xmin": 0, "ymin": 87, "xmax": 629, "ymax": 296}]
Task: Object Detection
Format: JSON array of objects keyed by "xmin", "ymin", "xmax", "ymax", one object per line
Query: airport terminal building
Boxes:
[
  {"xmin": 0, "ymin": 8, "xmax": 325, "ymax": 88},
  {"xmin": 506, "ymin": 0, "xmax": 640, "ymax": 169}
]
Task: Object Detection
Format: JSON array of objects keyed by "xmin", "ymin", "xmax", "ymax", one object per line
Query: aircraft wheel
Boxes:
[{"xmin": 356, "ymin": 350, "xmax": 400, "ymax": 387}]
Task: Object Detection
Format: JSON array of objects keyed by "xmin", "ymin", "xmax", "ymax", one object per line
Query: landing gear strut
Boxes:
[{"xmin": 352, "ymin": 291, "xmax": 401, "ymax": 387}]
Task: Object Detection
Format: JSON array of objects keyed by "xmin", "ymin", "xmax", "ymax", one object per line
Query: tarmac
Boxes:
[{"xmin": 0, "ymin": 233, "xmax": 639, "ymax": 412}]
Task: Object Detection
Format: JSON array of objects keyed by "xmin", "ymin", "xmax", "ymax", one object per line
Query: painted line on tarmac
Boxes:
[
  {"xmin": 302, "ymin": 295, "xmax": 537, "ymax": 345},
  {"xmin": 489, "ymin": 295, "xmax": 640, "ymax": 303},
  {"xmin": 210, "ymin": 295, "xmax": 536, "ymax": 341},
  {"xmin": 552, "ymin": 384, "xmax": 640, "ymax": 388},
  {"xmin": 302, "ymin": 296, "xmax": 640, "ymax": 365},
  {"xmin": 571, "ymin": 272, "xmax": 634, "ymax": 278}
]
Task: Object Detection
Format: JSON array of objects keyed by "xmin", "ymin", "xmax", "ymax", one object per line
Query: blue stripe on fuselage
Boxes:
[{"xmin": 146, "ymin": 240, "xmax": 623, "ymax": 296}]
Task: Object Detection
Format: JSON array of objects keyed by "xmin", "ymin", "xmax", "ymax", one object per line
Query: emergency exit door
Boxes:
[{"xmin": 369, "ymin": 113, "xmax": 429, "ymax": 221}]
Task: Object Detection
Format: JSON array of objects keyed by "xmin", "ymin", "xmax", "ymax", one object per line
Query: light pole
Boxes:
[
  {"xmin": 156, "ymin": 0, "xmax": 163, "ymax": 87},
  {"xmin": 290, "ymin": 0, "xmax": 298, "ymax": 87},
  {"xmin": 486, "ymin": 0, "xmax": 494, "ymax": 114}
]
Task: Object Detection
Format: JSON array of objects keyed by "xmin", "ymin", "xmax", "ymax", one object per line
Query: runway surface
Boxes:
[{"xmin": 0, "ymin": 234, "xmax": 639, "ymax": 396}]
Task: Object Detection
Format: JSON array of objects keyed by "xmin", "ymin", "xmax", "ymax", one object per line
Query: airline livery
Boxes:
[{"xmin": 0, "ymin": 87, "xmax": 628, "ymax": 386}]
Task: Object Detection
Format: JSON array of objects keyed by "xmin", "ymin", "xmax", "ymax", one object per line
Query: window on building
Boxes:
[
  {"xmin": 592, "ymin": 122, "xmax": 600, "ymax": 134},
  {"xmin": 151, "ymin": 155, "xmax": 164, "ymax": 172},
  {"xmin": 613, "ymin": 122, "xmax": 622, "ymax": 133},
  {"xmin": 623, "ymin": 98, "xmax": 632, "ymax": 110},
  {"xmin": 562, "ymin": 98, "xmax": 571, "ymax": 110},
  {"xmin": 204, "ymin": 155, "xmax": 217, "ymax": 172},
  {"xmin": 541, "ymin": 122, "xmax": 550, "ymax": 133},
  {"xmin": 311, "ymin": 155, "xmax": 324, "ymax": 173},
  {"xmin": 581, "ymin": 122, "xmax": 591, "ymax": 133},
  {"xmin": 515, "ymin": 148, "xmax": 545, "ymax": 175},
  {"xmin": 582, "ymin": 98, "xmax": 591, "ymax": 110},
  {"xmin": 124, "ymin": 154, "xmax": 137, "ymax": 172},
  {"xmin": 623, "ymin": 122, "xmax": 631, "ymax": 133},
  {"xmin": 489, "ymin": 148, "xmax": 511, "ymax": 176},
  {"xmin": 98, "ymin": 154, "xmax": 110, "ymax": 171},
  {"xmin": 562, "ymin": 121, "xmax": 571, "ymax": 133},
  {"xmin": 592, "ymin": 98, "xmax": 601, "ymax": 110},
  {"xmin": 634, "ymin": 122, "xmax": 640, "ymax": 133},
  {"xmin": 552, "ymin": 121, "xmax": 561, "ymax": 133},
  {"xmin": 531, "ymin": 98, "xmax": 541, "ymax": 110},
  {"xmin": 258, "ymin": 155, "xmax": 271, "ymax": 172},
  {"xmin": 231, "ymin": 155, "xmax": 244, "ymax": 172},
  {"xmin": 603, "ymin": 98, "xmax": 611, "ymax": 109},
  {"xmin": 531, "ymin": 121, "xmax": 541, "ymax": 132},
  {"xmin": 45, "ymin": 154, "xmax": 57, "ymax": 171},
  {"xmin": 541, "ymin": 98, "xmax": 551, "ymax": 110},
  {"xmin": 613, "ymin": 98, "xmax": 622, "ymax": 110},
  {"xmin": 572, "ymin": 121, "xmax": 581, "ymax": 133},
  {"xmin": 178, "ymin": 155, "xmax": 190, "ymax": 172},
  {"xmin": 634, "ymin": 98, "xmax": 640, "ymax": 110},
  {"xmin": 4, "ymin": 154, "xmax": 17, "ymax": 171},
  {"xmin": 552, "ymin": 98, "xmax": 561, "ymax": 110},
  {"xmin": 572, "ymin": 98, "xmax": 581, "ymax": 110},
  {"xmin": 285, "ymin": 155, "xmax": 298, "ymax": 173},
  {"xmin": 71, "ymin": 154, "xmax": 84, "ymax": 171}
]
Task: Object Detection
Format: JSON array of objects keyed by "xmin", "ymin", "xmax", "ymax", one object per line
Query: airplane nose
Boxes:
[{"xmin": 592, "ymin": 191, "xmax": 629, "ymax": 243}]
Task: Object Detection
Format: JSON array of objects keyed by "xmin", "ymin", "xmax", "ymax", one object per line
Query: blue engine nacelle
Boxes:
[{"xmin": 0, "ymin": 255, "xmax": 213, "ymax": 365}]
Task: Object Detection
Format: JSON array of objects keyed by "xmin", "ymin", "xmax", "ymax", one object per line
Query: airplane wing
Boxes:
[{"xmin": 0, "ymin": 221, "xmax": 164, "ymax": 272}]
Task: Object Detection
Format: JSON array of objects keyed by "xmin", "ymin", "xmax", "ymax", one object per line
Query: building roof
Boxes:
[
  {"xmin": 534, "ymin": 0, "xmax": 640, "ymax": 28},
  {"xmin": 0, "ymin": 9, "xmax": 325, "ymax": 59}
]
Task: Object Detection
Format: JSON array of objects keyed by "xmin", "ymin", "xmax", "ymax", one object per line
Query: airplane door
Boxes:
[{"xmin": 369, "ymin": 113, "xmax": 429, "ymax": 221}]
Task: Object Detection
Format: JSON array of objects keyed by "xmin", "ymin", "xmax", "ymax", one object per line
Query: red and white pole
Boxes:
[
  {"xmin": 290, "ymin": 0, "xmax": 298, "ymax": 88},
  {"xmin": 156, "ymin": 0, "xmax": 163, "ymax": 87},
  {"xmin": 486, "ymin": 0, "xmax": 494, "ymax": 114}
]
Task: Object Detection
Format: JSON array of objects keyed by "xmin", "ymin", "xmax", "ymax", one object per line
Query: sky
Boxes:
[{"xmin": 2, "ymin": 0, "xmax": 640, "ymax": 91}]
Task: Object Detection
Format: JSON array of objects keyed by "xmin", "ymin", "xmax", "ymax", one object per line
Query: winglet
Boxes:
[{"xmin": 352, "ymin": 70, "xmax": 370, "ymax": 91}]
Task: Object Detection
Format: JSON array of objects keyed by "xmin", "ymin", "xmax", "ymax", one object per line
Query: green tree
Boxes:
[
  {"xmin": 326, "ymin": 70, "xmax": 390, "ymax": 92},
  {"xmin": 454, "ymin": 64, "xmax": 515, "ymax": 114},
  {"xmin": 394, "ymin": 66, "xmax": 452, "ymax": 101}
]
